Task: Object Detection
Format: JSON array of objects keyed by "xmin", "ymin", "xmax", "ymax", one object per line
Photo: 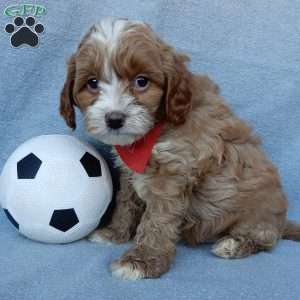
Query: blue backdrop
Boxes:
[{"xmin": 0, "ymin": 1, "xmax": 299, "ymax": 299}]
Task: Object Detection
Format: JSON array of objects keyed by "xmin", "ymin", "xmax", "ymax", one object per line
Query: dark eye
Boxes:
[
  {"xmin": 133, "ymin": 76, "xmax": 149, "ymax": 90},
  {"xmin": 87, "ymin": 78, "xmax": 100, "ymax": 93}
]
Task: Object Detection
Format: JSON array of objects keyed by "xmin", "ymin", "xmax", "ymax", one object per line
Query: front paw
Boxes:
[
  {"xmin": 88, "ymin": 229, "xmax": 114, "ymax": 245},
  {"xmin": 88, "ymin": 227, "xmax": 130, "ymax": 245},
  {"xmin": 111, "ymin": 246, "xmax": 172, "ymax": 280},
  {"xmin": 111, "ymin": 259, "xmax": 145, "ymax": 280}
]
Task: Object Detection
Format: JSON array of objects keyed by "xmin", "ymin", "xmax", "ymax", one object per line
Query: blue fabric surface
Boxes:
[{"xmin": 0, "ymin": 1, "xmax": 300, "ymax": 299}]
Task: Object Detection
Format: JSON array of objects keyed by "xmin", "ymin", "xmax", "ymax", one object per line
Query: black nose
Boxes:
[{"xmin": 105, "ymin": 111, "xmax": 126, "ymax": 130}]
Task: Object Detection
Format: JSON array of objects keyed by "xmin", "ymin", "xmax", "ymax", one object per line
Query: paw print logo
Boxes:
[{"xmin": 5, "ymin": 16, "xmax": 44, "ymax": 48}]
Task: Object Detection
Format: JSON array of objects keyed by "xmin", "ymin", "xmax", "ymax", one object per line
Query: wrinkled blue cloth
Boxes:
[{"xmin": 0, "ymin": 1, "xmax": 299, "ymax": 299}]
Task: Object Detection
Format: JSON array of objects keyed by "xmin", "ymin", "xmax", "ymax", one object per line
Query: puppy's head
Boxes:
[{"xmin": 60, "ymin": 18, "xmax": 192, "ymax": 145}]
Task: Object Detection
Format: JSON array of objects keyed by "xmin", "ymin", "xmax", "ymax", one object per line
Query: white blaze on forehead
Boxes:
[
  {"xmin": 91, "ymin": 18, "xmax": 128, "ymax": 80},
  {"xmin": 89, "ymin": 17, "xmax": 144, "ymax": 80},
  {"xmin": 91, "ymin": 17, "xmax": 144, "ymax": 45},
  {"xmin": 88, "ymin": 18, "xmax": 144, "ymax": 111},
  {"xmin": 91, "ymin": 17, "xmax": 129, "ymax": 50}
]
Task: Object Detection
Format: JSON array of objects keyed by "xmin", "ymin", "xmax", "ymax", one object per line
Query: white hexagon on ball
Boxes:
[{"xmin": 0, "ymin": 135, "xmax": 112, "ymax": 243}]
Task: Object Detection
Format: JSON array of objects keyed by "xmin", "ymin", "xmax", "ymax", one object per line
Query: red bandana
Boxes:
[{"xmin": 115, "ymin": 122, "xmax": 165, "ymax": 173}]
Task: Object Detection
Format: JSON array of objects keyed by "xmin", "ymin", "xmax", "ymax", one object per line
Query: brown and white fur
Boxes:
[{"xmin": 60, "ymin": 17, "xmax": 300, "ymax": 280}]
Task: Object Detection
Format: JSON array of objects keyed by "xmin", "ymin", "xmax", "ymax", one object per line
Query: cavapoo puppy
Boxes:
[{"xmin": 60, "ymin": 17, "xmax": 300, "ymax": 280}]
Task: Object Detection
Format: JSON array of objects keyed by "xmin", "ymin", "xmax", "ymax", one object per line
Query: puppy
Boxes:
[{"xmin": 60, "ymin": 17, "xmax": 300, "ymax": 280}]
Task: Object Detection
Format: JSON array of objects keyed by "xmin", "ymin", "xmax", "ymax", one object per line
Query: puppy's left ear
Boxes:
[
  {"xmin": 163, "ymin": 53, "xmax": 192, "ymax": 125},
  {"xmin": 60, "ymin": 55, "xmax": 77, "ymax": 130}
]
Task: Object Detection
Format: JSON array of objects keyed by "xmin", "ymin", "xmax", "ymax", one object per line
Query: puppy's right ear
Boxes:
[{"xmin": 60, "ymin": 55, "xmax": 77, "ymax": 130}]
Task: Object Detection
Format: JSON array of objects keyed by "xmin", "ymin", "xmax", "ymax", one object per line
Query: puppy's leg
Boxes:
[
  {"xmin": 182, "ymin": 213, "xmax": 238, "ymax": 246},
  {"xmin": 111, "ymin": 177, "xmax": 186, "ymax": 279},
  {"xmin": 212, "ymin": 221, "xmax": 282, "ymax": 258},
  {"xmin": 88, "ymin": 172, "xmax": 145, "ymax": 244},
  {"xmin": 111, "ymin": 206, "xmax": 182, "ymax": 279},
  {"xmin": 212, "ymin": 235, "xmax": 259, "ymax": 258}
]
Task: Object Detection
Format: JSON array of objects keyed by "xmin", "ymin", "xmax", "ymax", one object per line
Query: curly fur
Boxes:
[{"xmin": 60, "ymin": 18, "xmax": 300, "ymax": 280}]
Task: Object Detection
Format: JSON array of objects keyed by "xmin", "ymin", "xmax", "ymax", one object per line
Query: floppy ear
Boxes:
[
  {"xmin": 163, "ymin": 53, "xmax": 192, "ymax": 125},
  {"xmin": 60, "ymin": 55, "xmax": 77, "ymax": 130}
]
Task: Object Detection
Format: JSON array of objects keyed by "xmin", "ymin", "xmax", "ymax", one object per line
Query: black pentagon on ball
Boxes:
[
  {"xmin": 17, "ymin": 153, "xmax": 42, "ymax": 179},
  {"xmin": 3, "ymin": 209, "xmax": 19, "ymax": 230},
  {"xmin": 49, "ymin": 209, "xmax": 79, "ymax": 232},
  {"xmin": 80, "ymin": 152, "xmax": 102, "ymax": 177}
]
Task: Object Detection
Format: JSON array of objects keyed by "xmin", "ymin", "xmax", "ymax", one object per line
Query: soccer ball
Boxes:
[{"xmin": 0, "ymin": 135, "xmax": 113, "ymax": 243}]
